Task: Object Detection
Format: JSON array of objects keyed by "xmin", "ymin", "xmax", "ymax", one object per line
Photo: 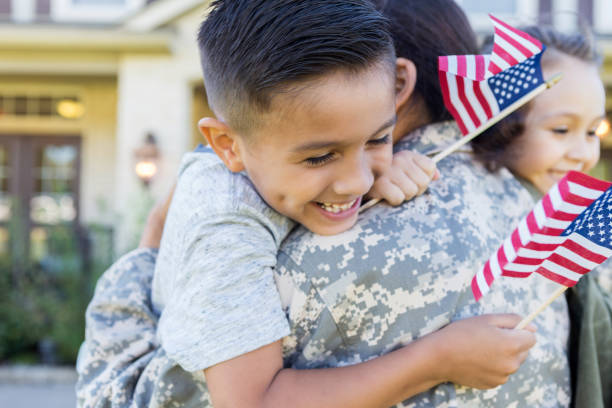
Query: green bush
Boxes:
[{"xmin": 0, "ymin": 223, "xmax": 112, "ymax": 365}]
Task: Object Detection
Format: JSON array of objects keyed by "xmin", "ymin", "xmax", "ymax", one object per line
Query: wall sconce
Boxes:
[{"xmin": 134, "ymin": 132, "xmax": 160, "ymax": 186}]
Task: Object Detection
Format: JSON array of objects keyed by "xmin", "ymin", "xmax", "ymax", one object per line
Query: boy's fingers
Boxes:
[
  {"xmin": 390, "ymin": 173, "xmax": 418, "ymax": 201},
  {"xmin": 372, "ymin": 178, "xmax": 405, "ymax": 206},
  {"xmin": 411, "ymin": 151, "xmax": 438, "ymax": 177},
  {"xmin": 394, "ymin": 160, "xmax": 430, "ymax": 193}
]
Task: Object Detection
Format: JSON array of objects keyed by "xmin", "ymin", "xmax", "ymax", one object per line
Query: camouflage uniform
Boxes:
[
  {"xmin": 590, "ymin": 258, "xmax": 612, "ymax": 294},
  {"xmin": 275, "ymin": 121, "xmax": 571, "ymax": 407},
  {"xmin": 77, "ymin": 122, "xmax": 571, "ymax": 407}
]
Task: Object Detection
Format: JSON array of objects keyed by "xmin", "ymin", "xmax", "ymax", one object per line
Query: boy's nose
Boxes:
[{"xmin": 333, "ymin": 154, "xmax": 374, "ymax": 197}]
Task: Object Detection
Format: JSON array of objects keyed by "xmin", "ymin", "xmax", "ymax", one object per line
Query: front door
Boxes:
[{"xmin": 0, "ymin": 135, "xmax": 81, "ymax": 267}]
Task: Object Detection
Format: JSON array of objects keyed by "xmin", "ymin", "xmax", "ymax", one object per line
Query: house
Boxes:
[
  {"xmin": 0, "ymin": 0, "xmax": 611, "ymax": 262},
  {"xmin": 0, "ymin": 0, "xmax": 214, "ymax": 259}
]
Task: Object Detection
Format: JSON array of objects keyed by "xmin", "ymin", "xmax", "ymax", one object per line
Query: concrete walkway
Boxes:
[{"xmin": 0, "ymin": 365, "xmax": 77, "ymax": 408}]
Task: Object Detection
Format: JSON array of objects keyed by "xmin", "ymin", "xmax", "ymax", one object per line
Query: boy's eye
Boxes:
[
  {"xmin": 304, "ymin": 153, "xmax": 335, "ymax": 167},
  {"xmin": 367, "ymin": 134, "xmax": 391, "ymax": 146}
]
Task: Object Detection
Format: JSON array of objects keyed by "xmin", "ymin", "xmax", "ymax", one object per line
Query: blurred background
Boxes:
[{"xmin": 0, "ymin": 0, "xmax": 611, "ymax": 388}]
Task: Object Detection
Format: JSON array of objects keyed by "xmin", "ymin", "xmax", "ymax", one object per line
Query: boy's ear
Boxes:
[
  {"xmin": 198, "ymin": 117, "xmax": 245, "ymax": 173},
  {"xmin": 395, "ymin": 57, "xmax": 418, "ymax": 112}
]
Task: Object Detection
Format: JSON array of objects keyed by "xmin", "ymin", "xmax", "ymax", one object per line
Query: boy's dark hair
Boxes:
[
  {"xmin": 198, "ymin": 0, "xmax": 395, "ymax": 134},
  {"xmin": 472, "ymin": 25, "xmax": 602, "ymax": 171},
  {"xmin": 373, "ymin": 0, "xmax": 478, "ymax": 123}
]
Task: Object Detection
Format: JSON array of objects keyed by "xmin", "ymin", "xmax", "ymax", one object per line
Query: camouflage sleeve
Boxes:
[
  {"xmin": 75, "ymin": 248, "xmax": 210, "ymax": 407},
  {"xmin": 590, "ymin": 256, "xmax": 612, "ymax": 294}
]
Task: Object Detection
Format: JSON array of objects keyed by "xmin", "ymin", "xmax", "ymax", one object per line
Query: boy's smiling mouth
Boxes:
[{"xmin": 316, "ymin": 198, "xmax": 360, "ymax": 214}]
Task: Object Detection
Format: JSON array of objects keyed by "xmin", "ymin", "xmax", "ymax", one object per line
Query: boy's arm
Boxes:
[
  {"xmin": 204, "ymin": 314, "xmax": 536, "ymax": 408},
  {"xmin": 368, "ymin": 150, "xmax": 439, "ymax": 206}
]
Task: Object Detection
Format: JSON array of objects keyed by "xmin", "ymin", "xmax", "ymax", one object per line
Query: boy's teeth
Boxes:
[{"xmin": 318, "ymin": 199, "xmax": 357, "ymax": 213}]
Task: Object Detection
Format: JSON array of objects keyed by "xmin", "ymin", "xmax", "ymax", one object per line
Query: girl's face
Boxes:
[{"xmin": 505, "ymin": 53, "xmax": 606, "ymax": 195}]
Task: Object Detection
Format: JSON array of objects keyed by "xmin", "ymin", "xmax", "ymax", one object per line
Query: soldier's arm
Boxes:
[{"xmin": 204, "ymin": 314, "xmax": 536, "ymax": 408}]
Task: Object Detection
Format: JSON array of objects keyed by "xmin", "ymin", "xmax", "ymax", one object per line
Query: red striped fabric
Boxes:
[
  {"xmin": 438, "ymin": 15, "xmax": 544, "ymax": 136},
  {"xmin": 472, "ymin": 171, "xmax": 612, "ymax": 301}
]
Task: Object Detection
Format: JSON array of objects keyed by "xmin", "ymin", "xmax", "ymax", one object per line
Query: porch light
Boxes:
[
  {"xmin": 56, "ymin": 99, "xmax": 85, "ymax": 119},
  {"xmin": 134, "ymin": 132, "xmax": 160, "ymax": 186}
]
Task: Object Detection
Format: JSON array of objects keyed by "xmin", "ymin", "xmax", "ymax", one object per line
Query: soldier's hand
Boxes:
[
  {"xmin": 431, "ymin": 314, "xmax": 536, "ymax": 389},
  {"xmin": 368, "ymin": 150, "xmax": 439, "ymax": 206},
  {"xmin": 139, "ymin": 184, "xmax": 175, "ymax": 249}
]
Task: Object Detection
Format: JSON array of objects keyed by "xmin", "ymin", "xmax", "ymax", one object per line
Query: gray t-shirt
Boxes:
[{"xmin": 152, "ymin": 149, "xmax": 294, "ymax": 372}]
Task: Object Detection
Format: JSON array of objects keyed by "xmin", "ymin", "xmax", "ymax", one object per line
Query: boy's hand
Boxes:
[
  {"xmin": 368, "ymin": 150, "xmax": 439, "ymax": 206},
  {"xmin": 432, "ymin": 314, "xmax": 537, "ymax": 389}
]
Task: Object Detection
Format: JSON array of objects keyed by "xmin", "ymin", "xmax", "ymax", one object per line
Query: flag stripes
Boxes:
[
  {"xmin": 438, "ymin": 15, "xmax": 544, "ymax": 136},
  {"xmin": 472, "ymin": 171, "xmax": 612, "ymax": 300}
]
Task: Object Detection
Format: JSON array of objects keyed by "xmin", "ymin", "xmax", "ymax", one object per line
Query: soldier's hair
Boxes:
[
  {"xmin": 197, "ymin": 0, "xmax": 395, "ymax": 134},
  {"xmin": 372, "ymin": 0, "xmax": 479, "ymax": 122},
  {"xmin": 472, "ymin": 25, "xmax": 602, "ymax": 171}
]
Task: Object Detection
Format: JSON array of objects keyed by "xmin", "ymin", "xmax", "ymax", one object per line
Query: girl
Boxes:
[{"xmin": 473, "ymin": 26, "xmax": 612, "ymax": 408}]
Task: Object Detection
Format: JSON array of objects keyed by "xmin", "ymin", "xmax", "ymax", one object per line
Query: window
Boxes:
[
  {"xmin": 0, "ymin": 94, "xmax": 84, "ymax": 120},
  {"xmin": 36, "ymin": 0, "xmax": 51, "ymax": 17},
  {"xmin": 72, "ymin": 0, "xmax": 125, "ymax": 4},
  {"xmin": 458, "ymin": 0, "xmax": 517, "ymax": 14},
  {"xmin": 0, "ymin": 0, "xmax": 10, "ymax": 15},
  {"xmin": 0, "ymin": 135, "xmax": 81, "ymax": 262}
]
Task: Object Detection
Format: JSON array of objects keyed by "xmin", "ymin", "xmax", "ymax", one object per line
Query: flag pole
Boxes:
[
  {"xmin": 432, "ymin": 73, "xmax": 563, "ymax": 164},
  {"xmin": 359, "ymin": 73, "xmax": 562, "ymax": 213},
  {"xmin": 514, "ymin": 285, "xmax": 568, "ymax": 330}
]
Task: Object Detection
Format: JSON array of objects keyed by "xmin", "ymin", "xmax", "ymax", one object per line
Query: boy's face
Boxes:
[
  {"xmin": 236, "ymin": 65, "xmax": 396, "ymax": 235},
  {"xmin": 506, "ymin": 55, "xmax": 605, "ymax": 195}
]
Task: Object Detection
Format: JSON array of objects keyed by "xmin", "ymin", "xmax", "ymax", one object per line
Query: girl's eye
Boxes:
[
  {"xmin": 551, "ymin": 127, "xmax": 569, "ymax": 135},
  {"xmin": 304, "ymin": 153, "xmax": 334, "ymax": 167},
  {"xmin": 367, "ymin": 134, "xmax": 391, "ymax": 146}
]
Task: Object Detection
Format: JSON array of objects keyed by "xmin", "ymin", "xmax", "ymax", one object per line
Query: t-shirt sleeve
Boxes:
[{"xmin": 157, "ymin": 205, "xmax": 291, "ymax": 372}]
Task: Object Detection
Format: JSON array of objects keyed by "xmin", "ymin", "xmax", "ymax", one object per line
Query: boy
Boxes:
[{"xmin": 153, "ymin": 0, "xmax": 427, "ymax": 375}]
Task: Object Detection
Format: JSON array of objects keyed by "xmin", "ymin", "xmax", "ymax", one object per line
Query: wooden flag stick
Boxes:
[
  {"xmin": 432, "ymin": 73, "xmax": 563, "ymax": 164},
  {"xmin": 514, "ymin": 285, "xmax": 568, "ymax": 330},
  {"xmin": 359, "ymin": 74, "xmax": 562, "ymax": 213}
]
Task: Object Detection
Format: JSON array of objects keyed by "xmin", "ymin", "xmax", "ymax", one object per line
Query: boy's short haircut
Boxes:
[{"xmin": 198, "ymin": 0, "xmax": 396, "ymax": 135}]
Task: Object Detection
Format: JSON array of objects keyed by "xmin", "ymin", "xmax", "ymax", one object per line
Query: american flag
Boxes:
[
  {"xmin": 472, "ymin": 171, "xmax": 612, "ymax": 301},
  {"xmin": 439, "ymin": 15, "xmax": 545, "ymax": 136}
]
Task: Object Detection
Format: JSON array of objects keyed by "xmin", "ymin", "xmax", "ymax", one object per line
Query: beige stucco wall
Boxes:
[{"xmin": 113, "ymin": 4, "xmax": 211, "ymax": 251}]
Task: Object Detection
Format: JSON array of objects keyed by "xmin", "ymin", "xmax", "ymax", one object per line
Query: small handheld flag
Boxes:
[
  {"xmin": 439, "ymin": 15, "xmax": 545, "ymax": 136},
  {"xmin": 472, "ymin": 171, "xmax": 612, "ymax": 301}
]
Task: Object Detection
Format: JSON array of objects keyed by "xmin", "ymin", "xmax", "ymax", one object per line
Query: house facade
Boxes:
[{"xmin": 0, "ymin": 0, "xmax": 611, "ymax": 262}]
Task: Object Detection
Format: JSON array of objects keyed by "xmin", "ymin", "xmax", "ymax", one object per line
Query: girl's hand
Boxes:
[{"xmin": 368, "ymin": 150, "xmax": 439, "ymax": 206}]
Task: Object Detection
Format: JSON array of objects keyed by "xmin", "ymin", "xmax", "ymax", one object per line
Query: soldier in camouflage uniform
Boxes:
[
  {"xmin": 77, "ymin": 1, "xmax": 572, "ymax": 406},
  {"xmin": 275, "ymin": 121, "xmax": 570, "ymax": 407}
]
